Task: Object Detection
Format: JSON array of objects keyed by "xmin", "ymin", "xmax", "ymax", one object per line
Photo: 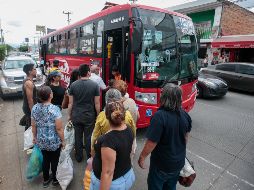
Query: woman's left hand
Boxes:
[
  {"xmin": 32, "ymin": 137, "xmax": 37, "ymax": 144},
  {"xmin": 61, "ymin": 141, "xmax": 66, "ymax": 149}
]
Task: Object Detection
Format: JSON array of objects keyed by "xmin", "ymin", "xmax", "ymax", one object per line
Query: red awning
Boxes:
[{"xmin": 211, "ymin": 35, "xmax": 254, "ymax": 48}]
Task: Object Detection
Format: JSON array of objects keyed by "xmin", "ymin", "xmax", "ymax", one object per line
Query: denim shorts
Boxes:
[{"xmin": 90, "ymin": 168, "xmax": 135, "ymax": 190}]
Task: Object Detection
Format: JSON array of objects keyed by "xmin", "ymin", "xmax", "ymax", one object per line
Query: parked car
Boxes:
[
  {"xmin": 200, "ymin": 62, "xmax": 254, "ymax": 93},
  {"xmin": 0, "ymin": 56, "xmax": 44, "ymax": 99},
  {"xmin": 197, "ymin": 72, "xmax": 228, "ymax": 98}
]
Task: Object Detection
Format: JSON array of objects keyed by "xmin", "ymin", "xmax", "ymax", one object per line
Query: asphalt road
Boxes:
[{"xmin": 0, "ymin": 91, "xmax": 253, "ymax": 190}]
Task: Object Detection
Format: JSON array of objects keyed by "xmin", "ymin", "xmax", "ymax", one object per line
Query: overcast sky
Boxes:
[
  {"xmin": 0, "ymin": 0, "xmax": 196, "ymax": 45},
  {"xmin": 0, "ymin": 0, "xmax": 253, "ymax": 45}
]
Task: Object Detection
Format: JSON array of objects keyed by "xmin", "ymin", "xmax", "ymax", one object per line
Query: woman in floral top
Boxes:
[{"xmin": 31, "ymin": 85, "xmax": 65, "ymax": 188}]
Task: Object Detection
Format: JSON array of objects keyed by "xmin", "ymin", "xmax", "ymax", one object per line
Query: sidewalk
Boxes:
[{"xmin": 0, "ymin": 98, "xmax": 86, "ymax": 190}]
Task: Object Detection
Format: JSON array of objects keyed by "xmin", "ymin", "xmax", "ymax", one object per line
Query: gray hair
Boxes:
[
  {"xmin": 160, "ymin": 83, "xmax": 182, "ymax": 111},
  {"xmin": 105, "ymin": 88, "xmax": 122, "ymax": 104}
]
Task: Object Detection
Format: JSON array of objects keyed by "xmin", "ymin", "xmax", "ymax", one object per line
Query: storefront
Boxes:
[{"xmin": 211, "ymin": 35, "xmax": 254, "ymax": 63}]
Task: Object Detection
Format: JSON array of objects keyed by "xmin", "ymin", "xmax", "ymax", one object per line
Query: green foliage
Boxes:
[
  {"xmin": 19, "ymin": 45, "xmax": 29, "ymax": 52},
  {"xmin": 0, "ymin": 45, "xmax": 6, "ymax": 61},
  {"xmin": 6, "ymin": 44, "xmax": 14, "ymax": 52}
]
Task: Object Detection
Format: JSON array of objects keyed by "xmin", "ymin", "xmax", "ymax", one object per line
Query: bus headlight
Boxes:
[
  {"xmin": 135, "ymin": 91, "xmax": 157, "ymax": 105},
  {"xmin": 192, "ymin": 83, "xmax": 197, "ymax": 93}
]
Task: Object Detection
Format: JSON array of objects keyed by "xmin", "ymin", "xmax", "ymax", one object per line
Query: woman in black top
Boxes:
[
  {"xmin": 46, "ymin": 70, "xmax": 66, "ymax": 109},
  {"xmin": 91, "ymin": 101, "xmax": 135, "ymax": 190}
]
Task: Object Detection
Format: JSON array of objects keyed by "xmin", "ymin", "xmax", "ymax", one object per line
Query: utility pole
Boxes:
[
  {"xmin": 0, "ymin": 29, "xmax": 3, "ymax": 45},
  {"xmin": 63, "ymin": 11, "xmax": 72, "ymax": 25},
  {"xmin": 0, "ymin": 19, "xmax": 3, "ymax": 44}
]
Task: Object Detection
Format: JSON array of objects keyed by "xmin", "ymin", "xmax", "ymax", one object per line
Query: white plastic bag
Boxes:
[
  {"xmin": 180, "ymin": 158, "xmax": 195, "ymax": 177},
  {"xmin": 56, "ymin": 148, "xmax": 73, "ymax": 190},
  {"xmin": 179, "ymin": 158, "xmax": 196, "ymax": 187},
  {"xmin": 64, "ymin": 121, "xmax": 75, "ymax": 146},
  {"xmin": 58, "ymin": 144, "xmax": 73, "ymax": 163},
  {"xmin": 24, "ymin": 126, "xmax": 33, "ymax": 151}
]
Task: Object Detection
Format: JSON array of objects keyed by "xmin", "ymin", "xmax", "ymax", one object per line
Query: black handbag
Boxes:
[{"xmin": 19, "ymin": 115, "xmax": 31, "ymax": 127}]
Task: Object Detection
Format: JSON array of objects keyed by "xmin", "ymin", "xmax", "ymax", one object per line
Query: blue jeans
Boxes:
[
  {"xmin": 148, "ymin": 164, "xmax": 180, "ymax": 190},
  {"xmin": 90, "ymin": 168, "xmax": 135, "ymax": 190}
]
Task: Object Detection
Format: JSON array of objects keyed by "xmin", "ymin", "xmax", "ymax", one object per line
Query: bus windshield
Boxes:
[
  {"xmin": 135, "ymin": 8, "xmax": 178, "ymax": 81},
  {"xmin": 134, "ymin": 9, "xmax": 198, "ymax": 81},
  {"xmin": 174, "ymin": 16, "xmax": 198, "ymax": 79}
]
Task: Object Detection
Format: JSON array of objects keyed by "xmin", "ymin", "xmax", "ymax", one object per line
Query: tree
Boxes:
[
  {"xmin": 0, "ymin": 45, "xmax": 6, "ymax": 61},
  {"xmin": 19, "ymin": 45, "xmax": 29, "ymax": 52},
  {"xmin": 6, "ymin": 44, "xmax": 14, "ymax": 53}
]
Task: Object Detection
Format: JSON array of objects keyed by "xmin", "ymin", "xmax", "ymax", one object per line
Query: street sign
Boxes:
[
  {"xmin": 36, "ymin": 25, "xmax": 46, "ymax": 33},
  {"xmin": 25, "ymin": 38, "xmax": 29, "ymax": 42}
]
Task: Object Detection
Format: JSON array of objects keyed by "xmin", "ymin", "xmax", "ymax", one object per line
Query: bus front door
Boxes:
[
  {"xmin": 102, "ymin": 28, "xmax": 129, "ymax": 84},
  {"xmin": 101, "ymin": 28, "xmax": 129, "ymax": 107}
]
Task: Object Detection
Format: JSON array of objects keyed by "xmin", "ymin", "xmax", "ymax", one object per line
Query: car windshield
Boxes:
[
  {"xmin": 135, "ymin": 8, "xmax": 178, "ymax": 81},
  {"xmin": 4, "ymin": 59, "xmax": 34, "ymax": 69}
]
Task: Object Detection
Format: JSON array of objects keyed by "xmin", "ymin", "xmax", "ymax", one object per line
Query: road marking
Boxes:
[{"xmin": 187, "ymin": 150, "xmax": 254, "ymax": 188}]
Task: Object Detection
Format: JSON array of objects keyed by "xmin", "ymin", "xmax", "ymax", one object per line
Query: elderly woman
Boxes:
[
  {"xmin": 91, "ymin": 100, "xmax": 135, "ymax": 190},
  {"xmin": 91, "ymin": 88, "xmax": 136, "ymax": 157},
  {"xmin": 113, "ymin": 80, "xmax": 139, "ymax": 123},
  {"xmin": 138, "ymin": 83, "xmax": 192, "ymax": 190},
  {"xmin": 31, "ymin": 86, "xmax": 65, "ymax": 188}
]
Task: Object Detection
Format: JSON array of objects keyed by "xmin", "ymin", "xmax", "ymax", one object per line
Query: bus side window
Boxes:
[
  {"xmin": 68, "ymin": 28, "xmax": 78, "ymax": 55},
  {"xmin": 48, "ymin": 36, "xmax": 56, "ymax": 54},
  {"xmin": 79, "ymin": 23, "xmax": 95, "ymax": 55},
  {"xmin": 96, "ymin": 20, "xmax": 104, "ymax": 55},
  {"xmin": 59, "ymin": 33, "xmax": 67, "ymax": 54}
]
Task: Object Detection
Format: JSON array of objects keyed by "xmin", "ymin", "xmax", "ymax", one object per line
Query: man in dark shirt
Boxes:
[
  {"xmin": 68, "ymin": 64, "xmax": 100, "ymax": 162},
  {"xmin": 20, "ymin": 64, "xmax": 37, "ymax": 131},
  {"xmin": 138, "ymin": 84, "xmax": 192, "ymax": 190}
]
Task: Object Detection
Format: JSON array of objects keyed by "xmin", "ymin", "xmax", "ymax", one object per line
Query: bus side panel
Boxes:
[
  {"xmin": 45, "ymin": 54, "xmax": 103, "ymax": 87},
  {"xmin": 181, "ymin": 80, "xmax": 197, "ymax": 112}
]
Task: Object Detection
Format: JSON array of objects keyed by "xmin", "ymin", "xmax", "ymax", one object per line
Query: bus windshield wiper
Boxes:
[{"xmin": 161, "ymin": 74, "xmax": 179, "ymax": 87}]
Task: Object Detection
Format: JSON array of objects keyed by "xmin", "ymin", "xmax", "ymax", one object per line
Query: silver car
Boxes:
[{"xmin": 0, "ymin": 56, "xmax": 44, "ymax": 99}]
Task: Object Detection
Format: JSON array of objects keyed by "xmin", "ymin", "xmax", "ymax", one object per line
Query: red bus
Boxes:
[{"xmin": 39, "ymin": 3, "xmax": 198, "ymax": 128}]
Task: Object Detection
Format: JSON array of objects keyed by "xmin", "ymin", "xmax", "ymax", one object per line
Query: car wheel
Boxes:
[{"xmin": 197, "ymin": 85, "xmax": 203, "ymax": 98}]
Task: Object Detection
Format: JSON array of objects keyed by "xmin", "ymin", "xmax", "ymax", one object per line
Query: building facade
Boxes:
[{"xmin": 168, "ymin": 0, "xmax": 254, "ymax": 65}]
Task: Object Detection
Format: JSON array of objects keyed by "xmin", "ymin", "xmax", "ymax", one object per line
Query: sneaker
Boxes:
[
  {"xmin": 43, "ymin": 180, "xmax": 51, "ymax": 188},
  {"xmin": 52, "ymin": 180, "xmax": 59, "ymax": 187}
]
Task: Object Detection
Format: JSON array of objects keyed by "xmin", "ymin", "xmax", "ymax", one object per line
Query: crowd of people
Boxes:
[{"xmin": 20, "ymin": 59, "xmax": 192, "ymax": 190}]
